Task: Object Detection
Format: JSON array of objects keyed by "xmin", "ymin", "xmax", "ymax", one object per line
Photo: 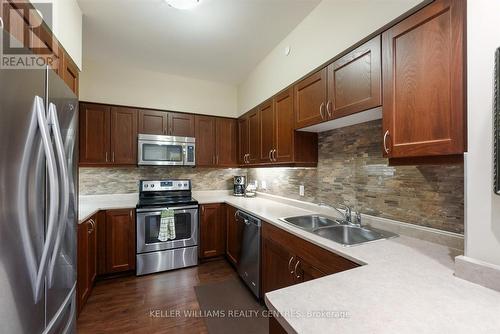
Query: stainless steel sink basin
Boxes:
[
  {"xmin": 280, "ymin": 214, "xmax": 398, "ymax": 246},
  {"xmin": 313, "ymin": 225, "xmax": 396, "ymax": 246},
  {"xmin": 280, "ymin": 215, "xmax": 341, "ymax": 231}
]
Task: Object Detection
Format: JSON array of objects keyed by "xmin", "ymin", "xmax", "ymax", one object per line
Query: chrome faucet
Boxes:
[{"xmin": 318, "ymin": 202, "xmax": 362, "ymax": 226}]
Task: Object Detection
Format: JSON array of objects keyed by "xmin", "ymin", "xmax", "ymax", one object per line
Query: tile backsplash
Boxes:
[
  {"xmin": 248, "ymin": 120, "xmax": 464, "ymax": 234},
  {"xmin": 79, "ymin": 167, "xmax": 245, "ymax": 195},
  {"xmin": 79, "ymin": 120, "xmax": 464, "ymax": 234}
]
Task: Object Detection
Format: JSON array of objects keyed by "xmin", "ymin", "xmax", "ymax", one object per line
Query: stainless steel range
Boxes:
[{"xmin": 136, "ymin": 179, "xmax": 199, "ymax": 276}]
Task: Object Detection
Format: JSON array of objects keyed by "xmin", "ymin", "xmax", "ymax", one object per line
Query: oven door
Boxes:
[
  {"xmin": 138, "ymin": 138, "xmax": 186, "ymax": 166},
  {"xmin": 136, "ymin": 205, "xmax": 198, "ymax": 253}
]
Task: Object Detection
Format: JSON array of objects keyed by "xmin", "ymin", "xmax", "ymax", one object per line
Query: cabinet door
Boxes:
[
  {"xmin": 274, "ymin": 88, "xmax": 294, "ymax": 163},
  {"xmin": 200, "ymin": 204, "xmax": 226, "ymax": 258},
  {"xmin": 247, "ymin": 109, "xmax": 260, "ymax": 164},
  {"xmin": 226, "ymin": 205, "xmax": 244, "ymax": 266},
  {"xmin": 216, "ymin": 118, "xmax": 238, "ymax": 167},
  {"xmin": 294, "ymin": 68, "xmax": 328, "ymax": 129},
  {"xmin": 382, "ymin": 0, "xmax": 465, "ymax": 158},
  {"xmin": 138, "ymin": 110, "xmax": 167, "ymax": 135},
  {"xmin": 31, "ymin": 24, "xmax": 62, "ymax": 76},
  {"xmin": 79, "ymin": 103, "xmax": 111, "ymax": 165},
  {"xmin": 88, "ymin": 218, "xmax": 97, "ymax": 287},
  {"xmin": 169, "ymin": 112, "xmax": 194, "ymax": 137},
  {"xmin": 95, "ymin": 211, "xmax": 107, "ymax": 276},
  {"xmin": 77, "ymin": 221, "xmax": 90, "ymax": 315},
  {"xmin": 195, "ymin": 115, "xmax": 217, "ymax": 167},
  {"xmin": 61, "ymin": 51, "xmax": 79, "ymax": 96},
  {"xmin": 262, "ymin": 237, "xmax": 295, "ymax": 294},
  {"xmin": 105, "ymin": 209, "xmax": 135, "ymax": 273},
  {"xmin": 238, "ymin": 116, "xmax": 249, "ymax": 164},
  {"xmin": 259, "ymin": 99, "xmax": 275, "ymax": 163},
  {"xmin": 110, "ymin": 107, "xmax": 137, "ymax": 164},
  {"xmin": 328, "ymin": 35, "xmax": 381, "ymax": 119}
]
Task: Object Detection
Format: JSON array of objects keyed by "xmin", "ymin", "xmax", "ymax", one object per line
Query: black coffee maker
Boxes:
[{"xmin": 233, "ymin": 176, "xmax": 246, "ymax": 196}]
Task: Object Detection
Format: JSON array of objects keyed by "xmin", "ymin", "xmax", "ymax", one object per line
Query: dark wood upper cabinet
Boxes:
[
  {"xmin": 110, "ymin": 107, "xmax": 137, "ymax": 165},
  {"xmin": 105, "ymin": 209, "xmax": 135, "ymax": 273},
  {"xmin": 138, "ymin": 110, "xmax": 194, "ymax": 137},
  {"xmin": 327, "ymin": 35, "xmax": 381, "ymax": 119},
  {"xmin": 238, "ymin": 116, "xmax": 249, "ymax": 165},
  {"xmin": 382, "ymin": 0, "xmax": 465, "ymax": 158},
  {"xmin": 138, "ymin": 110, "xmax": 167, "ymax": 135},
  {"xmin": 259, "ymin": 99, "xmax": 275, "ymax": 163},
  {"xmin": 216, "ymin": 118, "xmax": 239, "ymax": 167},
  {"xmin": 61, "ymin": 51, "xmax": 79, "ymax": 96},
  {"xmin": 169, "ymin": 112, "xmax": 195, "ymax": 137},
  {"xmin": 225, "ymin": 205, "xmax": 244, "ymax": 266},
  {"xmin": 200, "ymin": 203, "xmax": 226, "ymax": 259},
  {"xmin": 294, "ymin": 68, "xmax": 328, "ymax": 129},
  {"xmin": 247, "ymin": 108, "xmax": 261, "ymax": 164},
  {"xmin": 195, "ymin": 115, "xmax": 217, "ymax": 167},
  {"xmin": 79, "ymin": 103, "xmax": 111, "ymax": 165},
  {"xmin": 274, "ymin": 88, "xmax": 295, "ymax": 163}
]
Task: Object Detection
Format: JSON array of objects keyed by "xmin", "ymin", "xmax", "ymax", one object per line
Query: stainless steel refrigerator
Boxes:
[{"xmin": 0, "ymin": 31, "xmax": 78, "ymax": 333}]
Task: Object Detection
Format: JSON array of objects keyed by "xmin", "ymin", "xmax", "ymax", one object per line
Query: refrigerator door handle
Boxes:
[
  {"xmin": 47, "ymin": 102, "xmax": 70, "ymax": 287},
  {"xmin": 33, "ymin": 96, "xmax": 60, "ymax": 303}
]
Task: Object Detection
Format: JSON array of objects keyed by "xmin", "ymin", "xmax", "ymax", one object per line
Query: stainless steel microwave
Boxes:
[{"xmin": 138, "ymin": 134, "xmax": 195, "ymax": 166}]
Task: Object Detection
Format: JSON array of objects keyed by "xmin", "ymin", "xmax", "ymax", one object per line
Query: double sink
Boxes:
[{"xmin": 280, "ymin": 215, "xmax": 398, "ymax": 246}]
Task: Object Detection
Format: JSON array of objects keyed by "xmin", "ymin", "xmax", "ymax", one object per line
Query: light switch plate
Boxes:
[{"xmin": 299, "ymin": 185, "xmax": 305, "ymax": 196}]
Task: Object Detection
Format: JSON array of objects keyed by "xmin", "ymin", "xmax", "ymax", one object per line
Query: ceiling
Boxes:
[{"xmin": 77, "ymin": 0, "xmax": 321, "ymax": 85}]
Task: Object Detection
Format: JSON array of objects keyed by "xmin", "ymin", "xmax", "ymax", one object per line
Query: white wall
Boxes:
[
  {"xmin": 465, "ymin": 0, "xmax": 500, "ymax": 266},
  {"xmin": 30, "ymin": 0, "xmax": 83, "ymax": 69},
  {"xmin": 237, "ymin": 0, "xmax": 424, "ymax": 115},
  {"xmin": 79, "ymin": 59, "xmax": 238, "ymax": 118}
]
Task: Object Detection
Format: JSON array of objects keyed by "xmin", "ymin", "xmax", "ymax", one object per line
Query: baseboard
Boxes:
[{"xmin": 455, "ymin": 255, "xmax": 500, "ymax": 292}]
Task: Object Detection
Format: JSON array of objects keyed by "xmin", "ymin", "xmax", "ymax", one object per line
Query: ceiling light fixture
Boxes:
[{"xmin": 164, "ymin": 0, "xmax": 201, "ymax": 10}]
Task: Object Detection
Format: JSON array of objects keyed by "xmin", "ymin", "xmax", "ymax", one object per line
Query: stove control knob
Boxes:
[
  {"xmin": 151, "ymin": 184, "xmax": 155, "ymax": 188},
  {"xmin": 144, "ymin": 184, "xmax": 148, "ymax": 188}
]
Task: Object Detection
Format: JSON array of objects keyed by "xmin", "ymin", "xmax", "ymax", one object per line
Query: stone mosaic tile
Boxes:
[
  {"xmin": 248, "ymin": 120, "xmax": 464, "ymax": 234},
  {"xmin": 79, "ymin": 167, "xmax": 246, "ymax": 195},
  {"xmin": 79, "ymin": 120, "xmax": 464, "ymax": 234}
]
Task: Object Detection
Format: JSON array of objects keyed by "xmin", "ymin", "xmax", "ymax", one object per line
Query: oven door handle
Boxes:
[{"xmin": 136, "ymin": 205, "xmax": 199, "ymax": 213}]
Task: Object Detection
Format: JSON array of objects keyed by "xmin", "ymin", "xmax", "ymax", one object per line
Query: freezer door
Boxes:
[
  {"xmin": 0, "ymin": 34, "xmax": 47, "ymax": 333},
  {"xmin": 45, "ymin": 69, "xmax": 78, "ymax": 329}
]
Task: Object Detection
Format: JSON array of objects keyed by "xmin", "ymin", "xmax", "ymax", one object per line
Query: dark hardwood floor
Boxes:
[{"xmin": 77, "ymin": 259, "xmax": 238, "ymax": 334}]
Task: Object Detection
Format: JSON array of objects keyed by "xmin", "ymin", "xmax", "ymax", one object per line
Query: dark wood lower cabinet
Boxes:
[
  {"xmin": 105, "ymin": 209, "xmax": 136, "ymax": 273},
  {"xmin": 226, "ymin": 205, "xmax": 244, "ymax": 266},
  {"xmin": 269, "ymin": 315, "xmax": 288, "ymax": 334},
  {"xmin": 77, "ymin": 215, "xmax": 97, "ymax": 316},
  {"xmin": 78, "ymin": 208, "xmax": 136, "ymax": 316},
  {"xmin": 262, "ymin": 222, "xmax": 359, "ymax": 296},
  {"xmin": 199, "ymin": 203, "xmax": 226, "ymax": 259}
]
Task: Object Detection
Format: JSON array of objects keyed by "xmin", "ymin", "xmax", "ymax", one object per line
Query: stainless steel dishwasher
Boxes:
[{"xmin": 235, "ymin": 210, "xmax": 261, "ymax": 298}]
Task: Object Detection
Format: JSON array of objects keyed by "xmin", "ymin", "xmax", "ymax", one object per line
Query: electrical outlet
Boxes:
[
  {"xmin": 299, "ymin": 185, "xmax": 305, "ymax": 196},
  {"xmin": 261, "ymin": 181, "xmax": 267, "ymax": 190}
]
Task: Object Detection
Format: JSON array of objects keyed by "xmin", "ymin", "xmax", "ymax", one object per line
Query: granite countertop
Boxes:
[{"xmin": 78, "ymin": 191, "xmax": 500, "ymax": 333}]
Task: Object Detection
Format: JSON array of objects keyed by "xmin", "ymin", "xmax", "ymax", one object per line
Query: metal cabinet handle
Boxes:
[
  {"xmin": 216, "ymin": 155, "xmax": 219, "ymax": 165},
  {"xmin": 383, "ymin": 130, "xmax": 391, "ymax": 154},
  {"xmin": 326, "ymin": 100, "xmax": 332, "ymax": 118},
  {"xmin": 319, "ymin": 102, "xmax": 325, "ymax": 119},
  {"xmin": 288, "ymin": 256, "xmax": 295, "ymax": 274},
  {"xmin": 294, "ymin": 260, "xmax": 301, "ymax": 279},
  {"xmin": 112, "ymin": 152, "xmax": 115, "ymax": 162},
  {"xmin": 105, "ymin": 152, "xmax": 108, "ymax": 162},
  {"xmin": 272, "ymin": 149, "xmax": 277, "ymax": 161},
  {"xmin": 87, "ymin": 219, "xmax": 95, "ymax": 234},
  {"xmin": 268, "ymin": 150, "xmax": 272, "ymax": 161}
]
